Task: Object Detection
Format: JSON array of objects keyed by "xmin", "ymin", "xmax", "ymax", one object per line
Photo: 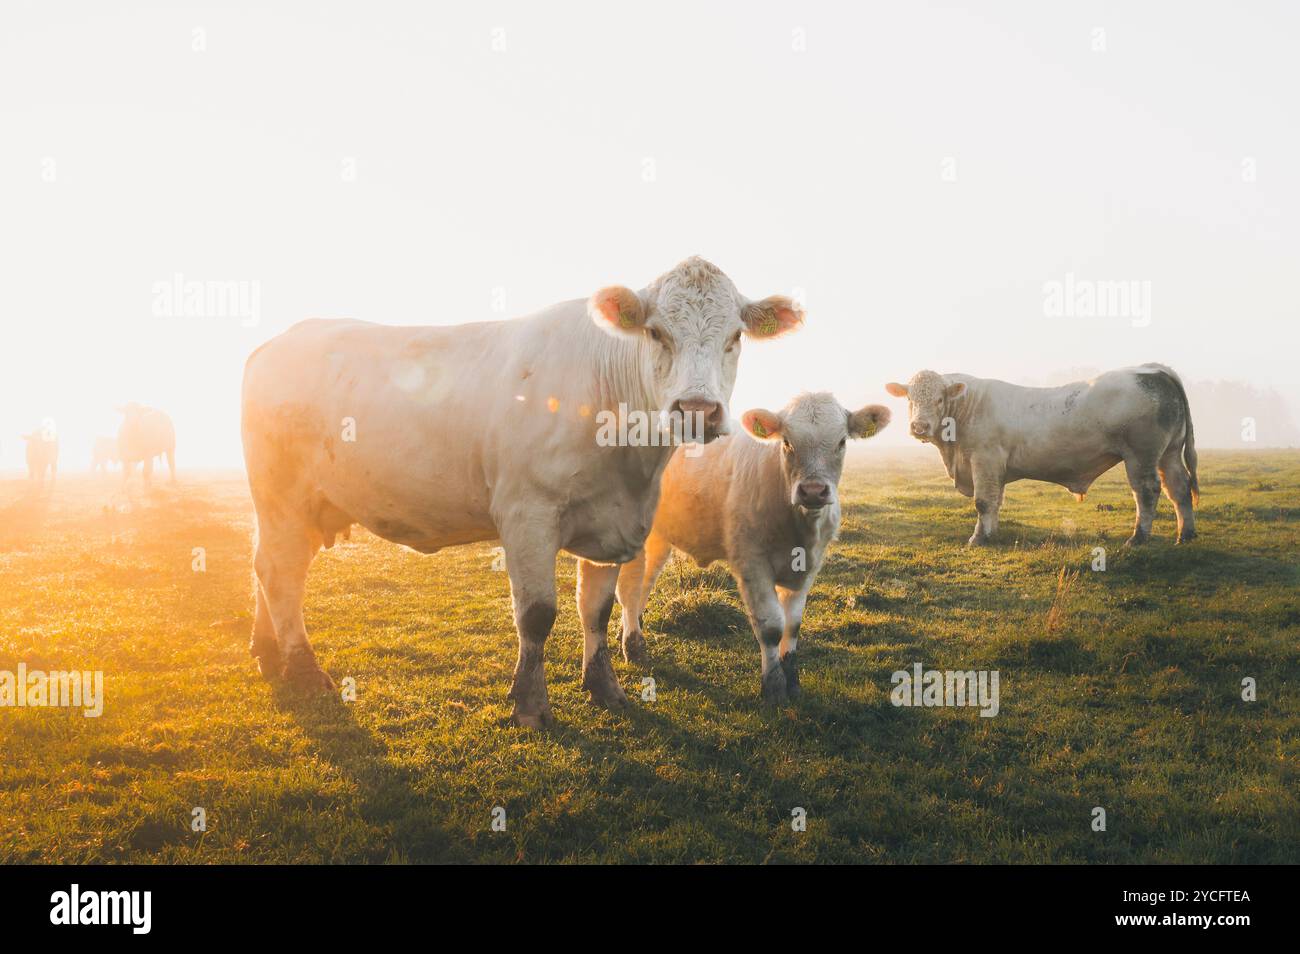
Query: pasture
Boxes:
[{"xmin": 1, "ymin": 450, "xmax": 1297, "ymax": 864}]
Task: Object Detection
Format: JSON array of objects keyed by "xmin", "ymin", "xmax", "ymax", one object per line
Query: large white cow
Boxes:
[
  {"xmin": 117, "ymin": 404, "xmax": 176, "ymax": 485},
  {"xmin": 241, "ymin": 257, "xmax": 803, "ymax": 726},
  {"xmin": 885, "ymin": 363, "xmax": 1199, "ymax": 546},
  {"xmin": 615, "ymin": 393, "xmax": 889, "ymax": 702}
]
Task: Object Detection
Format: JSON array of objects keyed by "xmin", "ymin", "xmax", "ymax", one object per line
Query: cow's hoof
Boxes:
[
  {"xmin": 283, "ymin": 653, "xmax": 336, "ymax": 692},
  {"xmin": 583, "ymin": 647, "xmax": 630, "ymax": 709},
  {"xmin": 1177, "ymin": 529, "xmax": 1197, "ymax": 544},
  {"xmin": 761, "ymin": 668, "xmax": 789, "ymax": 706},
  {"xmin": 250, "ymin": 639, "xmax": 283, "ymax": 680},
  {"xmin": 966, "ymin": 534, "xmax": 989, "ymax": 548},
  {"xmin": 622, "ymin": 630, "xmax": 649, "ymax": 665},
  {"xmin": 511, "ymin": 706, "xmax": 555, "ymax": 730},
  {"xmin": 780, "ymin": 651, "xmax": 801, "ymax": 699},
  {"xmin": 1124, "ymin": 533, "xmax": 1149, "ymax": 547}
]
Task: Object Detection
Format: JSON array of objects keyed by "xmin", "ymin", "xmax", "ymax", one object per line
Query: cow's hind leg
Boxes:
[
  {"xmin": 253, "ymin": 516, "xmax": 333, "ymax": 690},
  {"xmin": 1123, "ymin": 456, "xmax": 1161, "ymax": 546},
  {"xmin": 577, "ymin": 559, "xmax": 629, "ymax": 710},
  {"xmin": 166, "ymin": 449, "xmax": 176, "ymax": 483},
  {"xmin": 1158, "ymin": 446, "xmax": 1196, "ymax": 543},
  {"xmin": 615, "ymin": 531, "xmax": 671, "ymax": 664}
]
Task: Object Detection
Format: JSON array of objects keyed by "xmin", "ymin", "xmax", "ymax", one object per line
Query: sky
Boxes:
[{"xmin": 1, "ymin": 0, "xmax": 1297, "ymax": 468}]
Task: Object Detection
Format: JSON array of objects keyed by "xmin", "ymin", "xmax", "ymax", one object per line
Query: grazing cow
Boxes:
[
  {"xmin": 22, "ymin": 428, "xmax": 59, "ymax": 494},
  {"xmin": 885, "ymin": 363, "xmax": 1198, "ymax": 546},
  {"xmin": 241, "ymin": 257, "xmax": 803, "ymax": 726},
  {"xmin": 117, "ymin": 404, "xmax": 176, "ymax": 485},
  {"xmin": 615, "ymin": 393, "xmax": 890, "ymax": 702},
  {"xmin": 92, "ymin": 436, "xmax": 120, "ymax": 475}
]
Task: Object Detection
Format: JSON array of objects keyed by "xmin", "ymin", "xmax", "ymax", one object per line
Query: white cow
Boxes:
[
  {"xmin": 241, "ymin": 257, "xmax": 803, "ymax": 726},
  {"xmin": 117, "ymin": 404, "xmax": 176, "ymax": 486},
  {"xmin": 92, "ymin": 436, "xmax": 120, "ymax": 475},
  {"xmin": 615, "ymin": 393, "xmax": 890, "ymax": 702},
  {"xmin": 885, "ymin": 363, "xmax": 1199, "ymax": 546},
  {"xmin": 22, "ymin": 428, "xmax": 59, "ymax": 494}
]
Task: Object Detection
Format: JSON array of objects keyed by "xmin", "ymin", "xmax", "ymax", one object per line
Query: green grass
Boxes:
[{"xmin": 1, "ymin": 450, "xmax": 1298, "ymax": 863}]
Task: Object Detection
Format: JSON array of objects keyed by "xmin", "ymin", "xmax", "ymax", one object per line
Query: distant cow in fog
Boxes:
[
  {"xmin": 885, "ymin": 363, "xmax": 1198, "ymax": 546},
  {"xmin": 117, "ymin": 404, "xmax": 176, "ymax": 485},
  {"xmin": 22, "ymin": 426, "xmax": 59, "ymax": 494},
  {"xmin": 92, "ymin": 436, "xmax": 120, "ymax": 474}
]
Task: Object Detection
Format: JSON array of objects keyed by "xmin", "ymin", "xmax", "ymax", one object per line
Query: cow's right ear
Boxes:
[
  {"xmin": 945, "ymin": 382, "xmax": 967, "ymax": 399},
  {"xmin": 741, "ymin": 408, "xmax": 783, "ymax": 441},
  {"xmin": 589, "ymin": 286, "xmax": 647, "ymax": 337},
  {"xmin": 884, "ymin": 382, "xmax": 909, "ymax": 398}
]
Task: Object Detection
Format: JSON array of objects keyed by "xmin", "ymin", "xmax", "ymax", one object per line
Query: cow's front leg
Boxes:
[
  {"xmin": 777, "ymin": 585, "xmax": 809, "ymax": 698},
  {"xmin": 576, "ymin": 559, "xmax": 629, "ymax": 710},
  {"xmin": 968, "ymin": 465, "xmax": 1004, "ymax": 546},
  {"xmin": 738, "ymin": 571, "xmax": 788, "ymax": 704},
  {"xmin": 501, "ymin": 529, "xmax": 559, "ymax": 729}
]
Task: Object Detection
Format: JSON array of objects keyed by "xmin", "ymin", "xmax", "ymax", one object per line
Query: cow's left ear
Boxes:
[
  {"xmin": 741, "ymin": 408, "xmax": 783, "ymax": 441},
  {"xmin": 589, "ymin": 285, "xmax": 647, "ymax": 337},
  {"xmin": 848, "ymin": 404, "xmax": 891, "ymax": 439},
  {"xmin": 945, "ymin": 382, "xmax": 967, "ymax": 400},
  {"xmin": 741, "ymin": 295, "xmax": 804, "ymax": 339}
]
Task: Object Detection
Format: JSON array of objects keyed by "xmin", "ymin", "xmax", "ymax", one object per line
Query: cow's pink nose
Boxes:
[
  {"xmin": 796, "ymin": 481, "xmax": 831, "ymax": 508},
  {"xmin": 674, "ymin": 399, "xmax": 725, "ymax": 431}
]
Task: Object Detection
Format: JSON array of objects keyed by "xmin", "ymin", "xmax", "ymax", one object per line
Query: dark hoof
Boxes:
[
  {"xmin": 510, "ymin": 705, "xmax": 555, "ymax": 730},
  {"xmin": 250, "ymin": 639, "xmax": 283, "ymax": 681},
  {"xmin": 283, "ymin": 652, "xmax": 336, "ymax": 692},
  {"xmin": 761, "ymin": 667, "xmax": 789, "ymax": 706},
  {"xmin": 622, "ymin": 630, "xmax": 649, "ymax": 665},
  {"xmin": 1177, "ymin": 529, "xmax": 1197, "ymax": 544},
  {"xmin": 1124, "ymin": 533, "xmax": 1150, "ymax": 547},
  {"xmin": 780, "ymin": 651, "xmax": 801, "ymax": 699},
  {"xmin": 583, "ymin": 646, "xmax": 630, "ymax": 709},
  {"xmin": 966, "ymin": 534, "xmax": 989, "ymax": 548}
]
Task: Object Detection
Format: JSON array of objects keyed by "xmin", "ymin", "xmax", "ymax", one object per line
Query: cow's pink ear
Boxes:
[
  {"xmin": 589, "ymin": 286, "xmax": 646, "ymax": 336},
  {"xmin": 849, "ymin": 405, "xmax": 891, "ymax": 439},
  {"xmin": 884, "ymin": 382, "xmax": 909, "ymax": 398},
  {"xmin": 741, "ymin": 296, "xmax": 804, "ymax": 339},
  {"xmin": 945, "ymin": 382, "xmax": 967, "ymax": 399},
  {"xmin": 741, "ymin": 408, "xmax": 783, "ymax": 441}
]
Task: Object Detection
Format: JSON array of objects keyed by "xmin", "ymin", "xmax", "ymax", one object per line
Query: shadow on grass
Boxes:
[{"xmin": 272, "ymin": 685, "xmax": 466, "ymax": 862}]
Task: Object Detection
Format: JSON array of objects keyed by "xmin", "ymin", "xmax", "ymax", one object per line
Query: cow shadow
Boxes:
[{"xmin": 271, "ymin": 685, "xmax": 467, "ymax": 862}]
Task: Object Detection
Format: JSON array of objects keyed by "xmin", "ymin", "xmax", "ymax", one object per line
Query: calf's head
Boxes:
[
  {"xmin": 885, "ymin": 371, "xmax": 965, "ymax": 442},
  {"xmin": 589, "ymin": 257, "xmax": 803, "ymax": 442},
  {"xmin": 742, "ymin": 392, "xmax": 890, "ymax": 511}
]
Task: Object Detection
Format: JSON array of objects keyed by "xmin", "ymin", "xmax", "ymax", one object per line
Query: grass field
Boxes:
[{"xmin": 1, "ymin": 450, "xmax": 1298, "ymax": 864}]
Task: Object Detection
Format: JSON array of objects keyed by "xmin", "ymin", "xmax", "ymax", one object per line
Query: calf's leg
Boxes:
[
  {"xmin": 576, "ymin": 559, "xmax": 629, "ymax": 709},
  {"xmin": 1124, "ymin": 456, "xmax": 1161, "ymax": 545},
  {"xmin": 777, "ymin": 585, "xmax": 809, "ymax": 698},
  {"xmin": 737, "ymin": 571, "xmax": 789, "ymax": 704}
]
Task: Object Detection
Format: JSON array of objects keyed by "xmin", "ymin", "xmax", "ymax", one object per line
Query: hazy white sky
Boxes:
[{"xmin": 2, "ymin": 0, "xmax": 1297, "ymax": 467}]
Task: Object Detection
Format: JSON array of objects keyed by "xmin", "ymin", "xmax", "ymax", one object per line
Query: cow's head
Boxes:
[
  {"xmin": 742, "ymin": 393, "xmax": 890, "ymax": 511},
  {"xmin": 589, "ymin": 257, "xmax": 803, "ymax": 442},
  {"xmin": 885, "ymin": 371, "xmax": 965, "ymax": 443},
  {"xmin": 116, "ymin": 403, "xmax": 145, "ymax": 419}
]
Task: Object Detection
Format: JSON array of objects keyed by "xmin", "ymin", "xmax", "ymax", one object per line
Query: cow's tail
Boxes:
[{"xmin": 1145, "ymin": 362, "xmax": 1199, "ymax": 506}]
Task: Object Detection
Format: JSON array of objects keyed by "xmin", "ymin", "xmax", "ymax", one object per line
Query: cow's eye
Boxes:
[
  {"xmin": 725, "ymin": 332, "xmax": 742, "ymax": 352},
  {"xmin": 838, "ymin": 437, "xmax": 847, "ymax": 450},
  {"xmin": 782, "ymin": 438, "xmax": 792, "ymax": 452},
  {"xmin": 647, "ymin": 327, "xmax": 664, "ymax": 345}
]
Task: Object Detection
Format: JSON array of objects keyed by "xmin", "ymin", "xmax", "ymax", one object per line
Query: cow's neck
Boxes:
[{"xmin": 586, "ymin": 321, "xmax": 675, "ymax": 483}]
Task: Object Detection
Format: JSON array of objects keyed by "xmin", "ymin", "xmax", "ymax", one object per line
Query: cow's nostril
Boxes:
[
  {"xmin": 911, "ymin": 421, "xmax": 928, "ymax": 435},
  {"xmin": 797, "ymin": 481, "xmax": 830, "ymax": 507},
  {"xmin": 676, "ymin": 399, "xmax": 724, "ymax": 428}
]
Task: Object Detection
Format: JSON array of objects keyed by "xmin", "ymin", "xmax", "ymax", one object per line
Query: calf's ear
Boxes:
[
  {"xmin": 589, "ymin": 286, "xmax": 647, "ymax": 336},
  {"xmin": 741, "ymin": 408, "xmax": 783, "ymax": 441},
  {"xmin": 945, "ymin": 382, "xmax": 967, "ymax": 399},
  {"xmin": 741, "ymin": 295, "xmax": 804, "ymax": 339},
  {"xmin": 884, "ymin": 382, "xmax": 909, "ymax": 398},
  {"xmin": 849, "ymin": 405, "xmax": 891, "ymax": 439}
]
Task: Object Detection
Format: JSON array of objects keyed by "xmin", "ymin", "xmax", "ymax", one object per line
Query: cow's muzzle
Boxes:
[
  {"xmin": 672, "ymin": 398, "xmax": 727, "ymax": 443},
  {"xmin": 794, "ymin": 480, "xmax": 832, "ymax": 510}
]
